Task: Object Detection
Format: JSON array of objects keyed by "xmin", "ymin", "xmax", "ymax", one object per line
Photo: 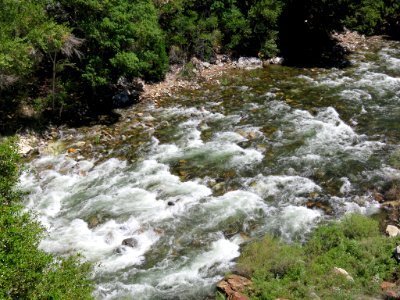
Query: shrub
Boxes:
[
  {"xmin": 0, "ymin": 139, "xmax": 94, "ymax": 299},
  {"xmin": 236, "ymin": 214, "xmax": 400, "ymax": 300}
]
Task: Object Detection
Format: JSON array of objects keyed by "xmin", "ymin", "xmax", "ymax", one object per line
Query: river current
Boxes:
[{"xmin": 20, "ymin": 40, "xmax": 400, "ymax": 299}]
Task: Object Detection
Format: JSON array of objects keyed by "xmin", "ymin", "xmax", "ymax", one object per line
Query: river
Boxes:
[{"xmin": 20, "ymin": 39, "xmax": 400, "ymax": 299}]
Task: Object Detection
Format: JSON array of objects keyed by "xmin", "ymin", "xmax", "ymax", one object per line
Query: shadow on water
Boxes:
[{"xmin": 0, "ymin": 97, "xmax": 124, "ymax": 137}]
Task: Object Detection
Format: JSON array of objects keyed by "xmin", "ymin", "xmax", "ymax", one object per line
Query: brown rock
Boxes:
[
  {"xmin": 382, "ymin": 201, "xmax": 400, "ymax": 208},
  {"xmin": 384, "ymin": 289, "xmax": 400, "ymax": 299},
  {"xmin": 88, "ymin": 215, "xmax": 99, "ymax": 229},
  {"xmin": 372, "ymin": 191, "xmax": 385, "ymax": 203},
  {"xmin": 228, "ymin": 292, "xmax": 249, "ymax": 300},
  {"xmin": 217, "ymin": 280, "xmax": 234, "ymax": 295},
  {"xmin": 226, "ymin": 274, "xmax": 252, "ymax": 291},
  {"xmin": 381, "ymin": 281, "xmax": 396, "ymax": 291},
  {"xmin": 217, "ymin": 274, "xmax": 252, "ymax": 300}
]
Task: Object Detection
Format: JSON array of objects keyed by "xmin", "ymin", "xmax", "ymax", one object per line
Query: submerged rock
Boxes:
[{"xmin": 88, "ymin": 215, "xmax": 100, "ymax": 229}]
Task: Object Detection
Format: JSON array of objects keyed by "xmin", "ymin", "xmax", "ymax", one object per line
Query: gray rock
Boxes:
[
  {"xmin": 386, "ymin": 225, "xmax": 400, "ymax": 237},
  {"xmin": 236, "ymin": 57, "xmax": 263, "ymax": 70},
  {"xmin": 333, "ymin": 267, "xmax": 354, "ymax": 281},
  {"xmin": 122, "ymin": 237, "xmax": 138, "ymax": 248}
]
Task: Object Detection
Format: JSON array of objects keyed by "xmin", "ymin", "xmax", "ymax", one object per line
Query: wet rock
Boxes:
[
  {"xmin": 122, "ymin": 237, "xmax": 138, "ymax": 248},
  {"xmin": 67, "ymin": 148, "xmax": 77, "ymax": 154},
  {"xmin": 88, "ymin": 215, "xmax": 100, "ymax": 229},
  {"xmin": 112, "ymin": 77, "xmax": 143, "ymax": 109},
  {"xmin": 386, "ymin": 225, "xmax": 400, "ymax": 237},
  {"xmin": 212, "ymin": 182, "xmax": 225, "ymax": 194},
  {"xmin": 167, "ymin": 201, "xmax": 175, "ymax": 206},
  {"xmin": 305, "ymin": 201, "xmax": 333, "ymax": 214},
  {"xmin": 114, "ymin": 246, "xmax": 127, "ymax": 255},
  {"xmin": 333, "ymin": 267, "xmax": 354, "ymax": 281}
]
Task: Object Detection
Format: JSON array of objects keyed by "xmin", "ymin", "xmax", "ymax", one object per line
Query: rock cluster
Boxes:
[{"xmin": 332, "ymin": 29, "xmax": 368, "ymax": 52}]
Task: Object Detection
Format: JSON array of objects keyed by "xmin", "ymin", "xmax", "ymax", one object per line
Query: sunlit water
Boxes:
[{"xmin": 20, "ymin": 40, "xmax": 400, "ymax": 299}]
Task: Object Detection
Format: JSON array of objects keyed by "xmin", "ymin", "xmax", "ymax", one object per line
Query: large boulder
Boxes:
[
  {"xmin": 122, "ymin": 237, "xmax": 138, "ymax": 248},
  {"xmin": 112, "ymin": 77, "xmax": 144, "ymax": 109},
  {"xmin": 386, "ymin": 225, "xmax": 400, "ymax": 237},
  {"xmin": 217, "ymin": 274, "xmax": 252, "ymax": 300}
]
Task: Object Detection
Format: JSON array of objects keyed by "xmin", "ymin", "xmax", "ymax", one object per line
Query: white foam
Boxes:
[
  {"xmin": 156, "ymin": 239, "xmax": 239, "ymax": 288},
  {"xmin": 202, "ymin": 190, "xmax": 271, "ymax": 228},
  {"xmin": 266, "ymin": 206, "xmax": 322, "ymax": 241},
  {"xmin": 247, "ymin": 174, "xmax": 321, "ymax": 204},
  {"xmin": 339, "ymin": 177, "xmax": 352, "ymax": 194},
  {"xmin": 340, "ymin": 89, "xmax": 372, "ymax": 103},
  {"xmin": 279, "ymin": 106, "xmax": 384, "ymax": 161}
]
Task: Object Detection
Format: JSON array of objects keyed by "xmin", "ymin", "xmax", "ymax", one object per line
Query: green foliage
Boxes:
[
  {"xmin": 342, "ymin": 0, "xmax": 400, "ymax": 35},
  {"xmin": 0, "ymin": 140, "xmax": 19, "ymax": 202},
  {"xmin": 248, "ymin": 0, "xmax": 284, "ymax": 58},
  {"xmin": 0, "ymin": 139, "xmax": 94, "ymax": 299},
  {"xmin": 57, "ymin": 0, "xmax": 168, "ymax": 85},
  {"xmin": 178, "ymin": 62, "xmax": 197, "ymax": 80},
  {"xmin": 237, "ymin": 214, "xmax": 400, "ymax": 300}
]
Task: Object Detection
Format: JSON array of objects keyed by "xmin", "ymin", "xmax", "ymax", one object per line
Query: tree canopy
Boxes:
[{"xmin": 0, "ymin": 0, "xmax": 399, "ymax": 128}]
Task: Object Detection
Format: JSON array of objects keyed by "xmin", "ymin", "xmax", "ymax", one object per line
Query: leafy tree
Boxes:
[
  {"xmin": 248, "ymin": 0, "xmax": 284, "ymax": 58},
  {"xmin": 53, "ymin": 0, "xmax": 168, "ymax": 86}
]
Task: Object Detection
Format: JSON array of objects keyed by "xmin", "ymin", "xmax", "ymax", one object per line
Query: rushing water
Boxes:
[{"xmin": 20, "ymin": 40, "xmax": 400, "ymax": 299}]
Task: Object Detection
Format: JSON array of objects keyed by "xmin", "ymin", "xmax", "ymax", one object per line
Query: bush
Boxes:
[
  {"xmin": 0, "ymin": 139, "xmax": 94, "ymax": 299},
  {"xmin": 236, "ymin": 214, "xmax": 400, "ymax": 300}
]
